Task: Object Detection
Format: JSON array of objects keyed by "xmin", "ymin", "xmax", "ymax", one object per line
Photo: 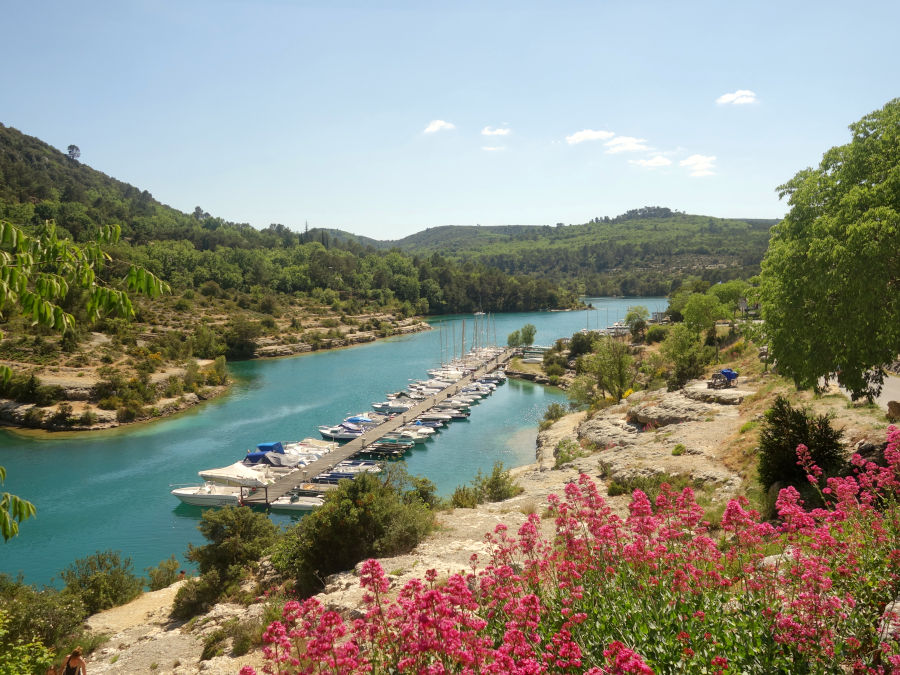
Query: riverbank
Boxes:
[{"xmin": 0, "ymin": 316, "xmax": 430, "ymax": 433}]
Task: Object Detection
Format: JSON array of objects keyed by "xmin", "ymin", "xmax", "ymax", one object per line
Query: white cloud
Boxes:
[
  {"xmin": 482, "ymin": 126, "xmax": 511, "ymax": 136},
  {"xmin": 716, "ymin": 89, "xmax": 757, "ymax": 105},
  {"xmin": 481, "ymin": 146, "xmax": 505, "ymax": 152},
  {"xmin": 680, "ymin": 154, "xmax": 717, "ymax": 176},
  {"xmin": 424, "ymin": 120, "xmax": 455, "ymax": 134},
  {"xmin": 629, "ymin": 155, "xmax": 672, "ymax": 168},
  {"xmin": 565, "ymin": 129, "xmax": 615, "ymax": 145},
  {"xmin": 604, "ymin": 136, "xmax": 649, "ymax": 153}
]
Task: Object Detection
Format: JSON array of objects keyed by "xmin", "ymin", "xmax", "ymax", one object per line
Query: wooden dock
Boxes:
[{"xmin": 242, "ymin": 348, "xmax": 514, "ymax": 506}]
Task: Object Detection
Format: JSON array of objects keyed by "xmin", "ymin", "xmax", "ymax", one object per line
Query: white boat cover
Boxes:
[{"xmin": 198, "ymin": 462, "xmax": 271, "ymax": 487}]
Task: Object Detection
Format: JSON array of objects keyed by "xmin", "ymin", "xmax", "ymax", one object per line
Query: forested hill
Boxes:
[
  {"xmin": 307, "ymin": 207, "xmax": 777, "ymax": 296},
  {"xmin": 0, "ymin": 123, "xmax": 574, "ymax": 313}
]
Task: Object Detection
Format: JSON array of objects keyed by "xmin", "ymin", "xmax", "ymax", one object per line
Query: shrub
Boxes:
[
  {"xmin": 271, "ymin": 466, "xmax": 435, "ymax": 596},
  {"xmin": 757, "ymin": 396, "xmax": 845, "ymax": 491},
  {"xmin": 77, "ymin": 410, "xmax": 97, "ymax": 426},
  {"xmin": 554, "ymin": 439, "xmax": 584, "ymax": 468},
  {"xmin": 170, "ymin": 571, "xmax": 224, "ymax": 621},
  {"xmin": 187, "ymin": 506, "xmax": 278, "ymax": 579},
  {"xmin": 0, "ymin": 574, "xmax": 86, "ymax": 652},
  {"xmin": 449, "ymin": 485, "xmax": 481, "ymax": 509},
  {"xmin": 671, "ymin": 443, "xmax": 686, "ymax": 456},
  {"xmin": 0, "ymin": 610, "xmax": 53, "ymax": 675},
  {"xmin": 145, "ymin": 556, "xmax": 181, "ymax": 591},
  {"xmin": 645, "ymin": 324, "xmax": 668, "ymax": 343},
  {"xmin": 60, "ymin": 550, "xmax": 143, "ymax": 615}
]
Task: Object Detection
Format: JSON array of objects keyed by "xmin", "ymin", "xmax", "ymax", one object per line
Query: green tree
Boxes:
[
  {"xmin": 520, "ymin": 323, "xmax": 537, "ymax": 346},
  {"xmin": 624, "ymin": 305, "xmax": 649, "ymax": 339},
  {"xmin": 760, "ymin": 99, "xmax": 900, "ymax": 400},
  {"xmin": 661, "ymin": 323, "xmax": 711, "ymax": 390},
  {"xmin": 681, "ymin": 293, "xmax": 725, "ymax": 336},
  {"xmin": 576, "ymin": 336, "xmax": 636, "ymax": 403}
]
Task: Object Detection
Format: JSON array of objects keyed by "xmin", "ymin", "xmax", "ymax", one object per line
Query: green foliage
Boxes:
[
  {"xmin": 539, "ymin": 402, "xmax": 567, "ymax": 431},
  {"xmin": 59, "ymin": 550, "xmax": 143, "ymax": 615},
  {"xmin": 554, "ymin": 439, "xmax": 586, "ymax": 468},
  {"xmin": 450, "ymin": 462, "xmax": 523, "ymax": 507},
  {"xmin": 681, "ymin": 293, "xmax": 726, "ymax": 335},
  {"xmin": 624, "ymin": 305, "xmax": 649, "ymax": 339},
  {"xmin": 576, "ymin": 336, "xmax": 637, "ymax": 403},
  {"xmin": 671, "ymin": 443, "xmax": 686, "ymax": 456},
  {"xmin": 187, "ymin": 506, "xmax": 278, "ymax": 579},
  {"xmin": 660, "ymin": 323, "xmax": 711, "ymax": 390},
  {"xmin": 757, "ymin": 396, "xmax": 846, "ymax": 491},
  {"xmin": 171, "ymin": 570, "xmax": 225, "ymax": 621},
  {"xmin": 0, "ymin": 573, "xmax": 86, "ymax": 653},
  {"xmin": 271, "ymin": 466, "xmax": 435, "ymax": 596},
  {"xmin": 0, "ymin": 610, "xmax": 52, "ymax": 675},
  {"xmin": 567, "ymin": 331, "xmax": 594, "ymax": 358},
  {"xmin": 1, "ymin": 465, "xmax": 36, "ymax": 542},
  {"xmin": 605, "ymin": 471, "xmax": 702, "ymax": 501},
  {"xmin": 761, "ymin": 99, "xmax": 900, "ymax": 400},
  {"xmin": 145, "ymin": 555, "xmax": 181, "ymax": 591},
  {"xmin": 644, "ymin": 324, "xmax": 668, "ymax": 343},
  {"xmin": 507, "ymin": 323, "xmax": 537, "ymax": 347}
]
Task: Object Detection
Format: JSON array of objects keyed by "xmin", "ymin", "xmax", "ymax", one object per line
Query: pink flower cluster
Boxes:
[{"xmin": 244, "ymin": 426, "xmax": 900, "ymax": 673}]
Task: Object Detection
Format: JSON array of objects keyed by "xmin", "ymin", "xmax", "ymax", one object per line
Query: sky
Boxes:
[{"xmin": 3, "ymin": 0, "xmax": 898, "ymax": 240}]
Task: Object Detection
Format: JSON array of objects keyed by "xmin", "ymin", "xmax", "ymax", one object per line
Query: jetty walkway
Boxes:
[{"xmin": 242, "ymin": 348, "xmax": 514, "ymax": 506}]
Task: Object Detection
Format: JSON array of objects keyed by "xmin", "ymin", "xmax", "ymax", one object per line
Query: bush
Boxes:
[
  {"xmin": 145, "ymin": 556, "xmax": 181, "ymax": 591},
  {"xmin": 170, "ymin": 571, "xmax": 224, "ymax": 621},
  {"xmin": 60, "ymin": 550, "xmax": 143, "ymax": 615},
  {"xmin": 554, "ymin": 439, "xmax": 585, "ymax": 468},
  {"xmin": 757, "ymin": 396, "xmax": 845, "ymax": 491},
  {"xmin": 450, "ymin": 485, "xmax": 481, "ymax": 509},
  {"xmin": 187, "ymin": 506, "xmax": 278, "ymax": 580},
  {"xmin": 645, "ymin": 325, "xmax": 668, "ymax": 343},
  {"xmin": 271, "ymin": 466, "xmax": 435, "ymax": 596},
  {"xmin": 671, "ymin": 443, "xmax": 686, "ymax": 456},
  {"xmin": 450, "ymin": 462, "xmax": 524, "ymax": 505},
  {"xmin": 0, "ymin": 574, "xmax": 86, "ymax": 652}
]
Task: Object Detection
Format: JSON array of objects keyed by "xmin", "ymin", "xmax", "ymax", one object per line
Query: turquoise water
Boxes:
[{"xmin": 0, "ymin": 298, "xmax": 665, "ymax": 585}]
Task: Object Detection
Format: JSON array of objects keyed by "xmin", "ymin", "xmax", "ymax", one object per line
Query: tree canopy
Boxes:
[{"xmin": 760, "ymin": 99, "xmax": 900, "ymax": 399}]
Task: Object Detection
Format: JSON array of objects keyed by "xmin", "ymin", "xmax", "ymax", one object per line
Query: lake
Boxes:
[{"xmin": 0, "ymin": 297, "xmax": 665, "ymax": 585}]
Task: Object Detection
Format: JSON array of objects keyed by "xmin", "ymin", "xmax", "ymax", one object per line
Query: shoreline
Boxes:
[{"xmin": 0, "ymin": 318, "xmax": 431, "ymax": 436}]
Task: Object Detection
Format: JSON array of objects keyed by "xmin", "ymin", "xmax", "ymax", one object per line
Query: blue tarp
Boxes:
[
  {"xmin": 256, "ymin": 441, "xmax": 284, "ymax": 454},
  {"xmin": 245, "ymin": 450, "xmax": 269, "ymax": 464},
  {"xmin": 719, "ymin": 369, "xmax": 738, "ymax": 381}
]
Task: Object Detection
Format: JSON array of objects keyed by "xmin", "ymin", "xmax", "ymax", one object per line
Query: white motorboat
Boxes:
[{"xmin": 171, "ymin": 482, "xmax": 243, "ymax": 507}]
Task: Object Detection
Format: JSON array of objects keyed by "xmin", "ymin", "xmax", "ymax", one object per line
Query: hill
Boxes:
[{"xmin": 304, "ymin": 207, "xmax": 778, "ymax": 296}]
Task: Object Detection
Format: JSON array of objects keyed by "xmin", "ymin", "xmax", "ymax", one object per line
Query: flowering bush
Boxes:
[{"xmin": 245, "ymin": 426, "xmax": 900, "ymax": 674}]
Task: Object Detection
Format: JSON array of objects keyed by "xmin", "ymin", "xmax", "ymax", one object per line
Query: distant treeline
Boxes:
[
  {"xmin": 0, "ymin": 123, "xmax": 576, "ymax": 313},
  {"xmin": 309, "ymin": 207, "xmax": 777, "ymax": 297}
]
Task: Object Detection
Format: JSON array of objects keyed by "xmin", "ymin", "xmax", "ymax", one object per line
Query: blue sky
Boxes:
[{"xmin": 3, "ymin": 1, "xmax": 898, "ymax": 239}]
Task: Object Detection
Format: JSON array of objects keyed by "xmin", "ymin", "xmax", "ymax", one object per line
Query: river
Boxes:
[{"xmin": 0, "ymin": 298, "xmax": 665, "ymax": 585}]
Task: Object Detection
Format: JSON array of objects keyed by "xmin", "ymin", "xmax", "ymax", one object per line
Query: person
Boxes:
[{"xmin": 62, "ymin": 646, "xmax": 87, "ymax": 675}]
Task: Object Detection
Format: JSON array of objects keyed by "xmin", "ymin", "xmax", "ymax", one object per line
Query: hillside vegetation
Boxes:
[{"xmin": 313, "ymin": 206, "xmax": 777, "ymax": 296}]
